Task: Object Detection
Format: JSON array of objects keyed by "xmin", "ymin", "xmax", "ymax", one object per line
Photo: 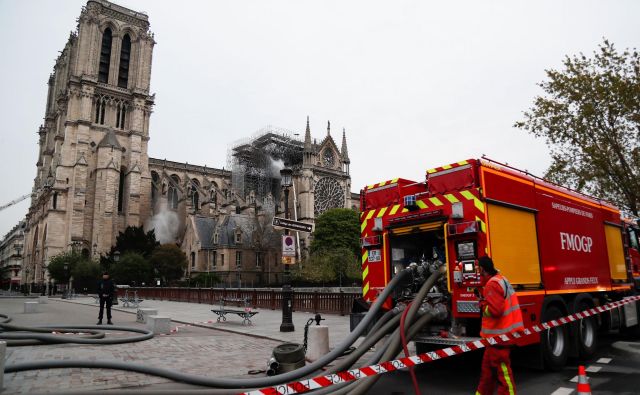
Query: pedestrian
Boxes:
[
  {"xmin": 475, "ymin": 256, "xmax": 524, "ymax": 395},
  {"xmin": 97, "ymin": 271, "xmax": 115, "ymax": 325}
]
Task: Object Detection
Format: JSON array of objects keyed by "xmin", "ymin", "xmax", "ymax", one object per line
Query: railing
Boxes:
[{"xmin": 129, "ymin": 287, "xmax": 362, "ymax": 316}]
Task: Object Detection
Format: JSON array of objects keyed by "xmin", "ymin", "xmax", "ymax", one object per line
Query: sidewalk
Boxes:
[
  {"xmin": 60, "ymin": 295, "xmax": 351, "ymax": 347},
  {"xmin": 1, "ymin": 296, "xmax": 366, "ymax": 394}
]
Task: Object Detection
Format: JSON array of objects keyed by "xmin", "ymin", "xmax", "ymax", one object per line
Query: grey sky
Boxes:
[{"xmin": 1, "ymin": 0, "xmax": 639, "ymax": 236}]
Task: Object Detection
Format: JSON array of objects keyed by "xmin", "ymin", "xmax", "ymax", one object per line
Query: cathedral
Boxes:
[{"xmin": 21, "ymin": 0, "xmax": 355, "ymax": 287}]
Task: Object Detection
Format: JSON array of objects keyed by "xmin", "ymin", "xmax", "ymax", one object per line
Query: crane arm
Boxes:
[{"xmin": 0, "ymin": 194, "xmax": 31, "ymax": 212}]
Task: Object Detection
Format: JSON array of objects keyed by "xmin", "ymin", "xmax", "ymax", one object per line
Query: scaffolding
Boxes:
[{"xmin": 228, "ymin": 125, "xmax": 304, "ymax": 206}]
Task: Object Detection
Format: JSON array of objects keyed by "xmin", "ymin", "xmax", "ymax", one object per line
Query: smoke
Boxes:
[
  {"xmin": 269, "ymin": 157, "xmax": 284, "ymax": 178},
  {"xmin": 146, "ymin": 200, "xmax": 179, "ymax": 244}
]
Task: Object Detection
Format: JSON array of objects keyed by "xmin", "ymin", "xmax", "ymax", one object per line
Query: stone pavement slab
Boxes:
[
  {"xmin": 61, "ymin": 296, "xmax": 352, "ymax": 348},
  {"xmin": 0, "ymin": 297, "xmax": 378, "ymax": 394}
]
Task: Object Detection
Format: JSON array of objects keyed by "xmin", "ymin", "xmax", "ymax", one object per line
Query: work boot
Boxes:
[
  {"xmin": 96, "ymin": 320, "xmax": 102, "ymax": 325},
  {"xmin": 107, "ymin": 320, "xmax": 113, "ymax": 325}
]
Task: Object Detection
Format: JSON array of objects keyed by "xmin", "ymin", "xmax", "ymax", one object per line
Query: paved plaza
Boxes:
[{"xmin": 0, "ymin": 296, "xmax": 362, "ymax": 394}]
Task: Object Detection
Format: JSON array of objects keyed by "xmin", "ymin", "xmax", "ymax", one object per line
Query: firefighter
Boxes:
[
  {"xmin": 475, "ymin": 256, "xmax": 523, "ymax": 395},
  {"xmin": 97, "ymin": 272, "xmax": 115, "ymax": 325}
]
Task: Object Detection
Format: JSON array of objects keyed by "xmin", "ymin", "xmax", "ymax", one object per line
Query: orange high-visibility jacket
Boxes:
[{"xmin": 479, "ymin": 273, "xmax": 524, "ymax": 338}]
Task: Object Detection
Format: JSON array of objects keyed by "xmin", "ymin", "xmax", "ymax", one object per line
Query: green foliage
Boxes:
[
  {"xmin": 515, "ymin": 39, "xmax": 640, "ymax": 215},
  {"xmin": 190, "ymin": 272, "xmax": 221, "ymax": 287},
  {"xmin": 310, "ymin": 209, "xmax": 360, "ymax": 258},
  {"xmin": 110, "ymin": 252, "xmax": 153, "ymax": 286},
  {"xmin": 48, "ymin": 251, "xmax": 87, "ymax": 283},
  {"xmin": 111, "ymin": 226, "xmax": 160, "ymax": 259},
  {"xmin": 149, "ymin": 244, "xmax": 188, "ymax": 284},
  {"xmin": 294, "ymin": 247, "xmax": 362, "ymax": 286},
  {"xmin": 71, "ymin": 260, "xmax": 102, "ymax": 292}
]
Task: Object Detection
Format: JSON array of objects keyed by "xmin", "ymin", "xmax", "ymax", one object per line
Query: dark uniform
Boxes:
[{"xmin": 97, "ymin": 277, "xmax": 116, "ymax": 324}]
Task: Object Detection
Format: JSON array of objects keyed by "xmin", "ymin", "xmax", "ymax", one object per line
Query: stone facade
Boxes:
[
  {"xmin": 0, "ymin": 221, "xmax": 25, "ymax": 288},
  {"xmin": 21, "ymin": 0, "xmax": 358, "ymax": 287},
  {"xmin": 22, "ymin": 0, "xmax": 155, "ymax": 285}
]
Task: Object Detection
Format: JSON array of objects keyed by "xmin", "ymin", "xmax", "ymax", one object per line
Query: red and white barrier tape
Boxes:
[{"xmin": 240, "ymin": 295, "xmax": 640, "ymax": 395}]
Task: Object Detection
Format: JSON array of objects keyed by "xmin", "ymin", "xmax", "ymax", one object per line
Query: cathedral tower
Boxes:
[{"xmin": 23, "ymin": 0, "xmax": 155, "ymax": 284}]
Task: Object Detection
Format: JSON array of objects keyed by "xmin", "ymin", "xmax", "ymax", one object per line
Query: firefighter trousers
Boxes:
[{"xmin": 475, "ymin": 346, "xmax": 516, "ymax": 395}]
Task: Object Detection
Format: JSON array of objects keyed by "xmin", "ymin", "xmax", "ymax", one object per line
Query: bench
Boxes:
[
  {"xmin": 211, "ymin": 298, "xmax": 258, "ymax": 325},
  {"xmin": 120, "ymin": 290, "xmax": 144, "ymax": 308}
]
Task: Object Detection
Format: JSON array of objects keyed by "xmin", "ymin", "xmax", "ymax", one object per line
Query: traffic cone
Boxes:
[{"xmin": 576, "ymin": 365, "xmax": 592, "ymax": 395}]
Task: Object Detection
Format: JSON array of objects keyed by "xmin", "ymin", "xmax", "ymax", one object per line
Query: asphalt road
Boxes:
[{"xmin": 371, "ymin": 334, "xmax": 640, "ymax": 395}]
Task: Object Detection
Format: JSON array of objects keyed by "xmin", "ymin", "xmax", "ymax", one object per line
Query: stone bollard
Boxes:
[
  {"xmin": 306, "ymin": 325, "xmax": 330, "ymax": 362},
  {"xmin": 38, "ymin": 296, "xmax": 48, "ymax": 304},
  {"xmin": 0, "ymin": 341, "xmax": 5, "ymax": 390},
  {"xmin": 146, "ymin": 315, "xmax": 171, "ymax": 335},
  {"xmin": 24, "ymin": 301, "xmax": 39, "ymax": 313},
  {"xmin": 136, "ymin": 308, "xmax": 158, "ymax": 323}
]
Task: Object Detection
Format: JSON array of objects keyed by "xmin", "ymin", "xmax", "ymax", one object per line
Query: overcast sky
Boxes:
[{"xmin": 1, "ymin": 0, "xmax": 639, "ymax": 236}]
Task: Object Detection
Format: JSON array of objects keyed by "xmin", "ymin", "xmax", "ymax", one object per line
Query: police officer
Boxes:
[
  {"xmin": 97, "ymin": 272, "xmax": 115, "ymax": 325},
  {"xmin": 476, "ymin": 256, "xmax": 524, "ymax": 395}
]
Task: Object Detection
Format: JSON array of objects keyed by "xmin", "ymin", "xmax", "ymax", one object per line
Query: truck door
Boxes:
[{"xmin": 486, "ymin": 203, "xmax": 542, "ymax": 287}]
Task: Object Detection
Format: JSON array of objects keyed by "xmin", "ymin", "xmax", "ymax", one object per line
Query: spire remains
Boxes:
[
  {"xmin": 341, "ymin": 128, "xmax": 350, "ymax": 163},
  {"xmin": 304, "ymin": 116, "xmax": 312, "ymax": 151}
]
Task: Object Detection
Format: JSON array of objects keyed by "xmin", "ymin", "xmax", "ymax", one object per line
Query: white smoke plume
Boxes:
[
  {"xmin": 146, "ymin": 200, "xmax": 179, "ymax": 244},
  {"xmin": 269, "ymin": 157, "xmax": 284, "ymax": 178}
]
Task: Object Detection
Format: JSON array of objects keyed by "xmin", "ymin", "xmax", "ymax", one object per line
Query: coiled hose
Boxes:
[{"xmin": 5, "ymin": 268, "xmax": 413, "ymax": 392}]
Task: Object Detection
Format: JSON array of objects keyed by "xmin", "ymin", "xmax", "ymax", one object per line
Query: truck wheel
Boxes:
[
  {"xmin": 576, "ymin": 302, "xmax": 598, "ymax": 358},
  {"xmin": 541, "ymin": 305, "xmax": 569, "ymax": 371},
  {"xmin": 273, "ymin": 343, "xmax": 305, "ymax": 363}
]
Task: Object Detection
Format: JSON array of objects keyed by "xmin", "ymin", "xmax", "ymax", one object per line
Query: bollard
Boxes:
[
  {"xmin": 0, "ymin": 341, "xmax": 5, "ymax": 390},
  {"xmin": 38, "ymin": 296, "xmax": 48, "ymax": 304},
  {"xmin": 146, "ymin": 315, "xmax": 171, "ymax": 335},
  {"xmin": 306, "ymin": 325, "xmax": 330, "ymax": 362},
  {"xmin": 24, "ymin": 301, "xmax": 39, "ymax": 313}
]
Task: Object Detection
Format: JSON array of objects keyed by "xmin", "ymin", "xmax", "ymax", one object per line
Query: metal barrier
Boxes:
[{"xmin": 129, "ymin": 287, "xmax": 359, "ymax": 316}]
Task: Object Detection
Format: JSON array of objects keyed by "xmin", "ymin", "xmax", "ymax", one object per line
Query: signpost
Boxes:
[{"xmin": 273, "ymin": 217, "xmax": 313, "ymax": 233}]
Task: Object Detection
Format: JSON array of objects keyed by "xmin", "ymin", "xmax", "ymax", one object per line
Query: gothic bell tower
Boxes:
[{"xmin": 24, "ymin": 0, "xmax": 155, "ymax": 275}]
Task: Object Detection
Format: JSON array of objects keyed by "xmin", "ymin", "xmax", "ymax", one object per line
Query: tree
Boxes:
[
  {"xmin": 48, "ymin": 251, "xmax": 87, "ymax": 283},
  {"xmin": 310, "ymin": 208, "xmax": 360, "ymax": 258},
  {"xmin": 72, "ymin": 260, "xmax": 102, "ymax": 292},
  {"xmin": 515, "ymin": 39, "xmax": 640, "ymax": 215},
  {"xmin": 111, "ymin": 226, "xmax": 160, "ymax": 259},
  {"xmin": 149, "ymin": 244, "xmax": 188, "ymax": 285},
  {"xmin": 110, "ymin": 252, "xmax": 153, "ymax": 286},
  {"xmin": 295, "ymin": 247, "xmax": 361, "ymax": 286}
]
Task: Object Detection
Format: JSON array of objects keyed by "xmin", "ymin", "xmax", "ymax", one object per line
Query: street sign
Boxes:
[
  {"xmin": 282, "ymin": 235, "xmax": 296, "ymax": 257},
  {"xmin": 272, "ymin": 217, "xmax": 313, "ymax": 233}
]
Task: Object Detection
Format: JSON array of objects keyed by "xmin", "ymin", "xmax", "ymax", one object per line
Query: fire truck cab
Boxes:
[{"xmin": 358, "ymin": 157, "xmax": 640, "ymax": 370}]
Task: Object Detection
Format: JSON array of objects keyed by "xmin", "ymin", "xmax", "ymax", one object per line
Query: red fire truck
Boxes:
[{"xmin": 359, "ymin": 157, "xmax": 640, "ymax": 369}]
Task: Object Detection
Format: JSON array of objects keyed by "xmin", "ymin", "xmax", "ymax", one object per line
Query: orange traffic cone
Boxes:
[{"xmin": 577, "ymin": 365, "xmax": 592, "ymax": 395}]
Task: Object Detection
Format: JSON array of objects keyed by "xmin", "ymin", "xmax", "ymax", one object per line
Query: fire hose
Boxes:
[
  {"xmin": 5, "ymin": 266, "xmax": 428, "ymax": 393},
  {"xmin": 0, "ymin": 314, "xmax": 154, "ymax": 346}
]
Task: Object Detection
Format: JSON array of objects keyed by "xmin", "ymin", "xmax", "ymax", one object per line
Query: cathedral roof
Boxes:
[
  {"xmin": 97, "ymin": 129, "xmax": 122, "ymax": 149},
  {"xmin": 193, "ymin": 216, "xmax": 218, "ymax": 249}
]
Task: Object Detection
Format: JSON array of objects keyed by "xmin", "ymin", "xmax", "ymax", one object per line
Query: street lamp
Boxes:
[
  {"xmin": 25, "ymin": 267, "xmax": 31, "ymax": 295},
  {"xmin": 113, "ymin": 250, "xmax": 120, "ymax": 263},
  {"xmin": 279, "ymin": 167, "xmax": 295, "ymax": 332},
  {"xmin": 62, "ymin": 262, "xmax": 69, "ymax": 298}
]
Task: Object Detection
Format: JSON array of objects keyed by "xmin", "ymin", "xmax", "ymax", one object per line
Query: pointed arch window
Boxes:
[
  {"xmin": 98, "ymin": 28, "xmax": 113, "ymax": 83},
  {"xmin": 115, "ymin": 101, "xmax": 127, "ymax": 129},
  {"xmin": 190, "ymin": 179, "xmax": 200, "ymax": 211},
  {"xmin": 168, "ymin": 175, "xmax": 180, "ymax": 210},
  {"xmin": 94, "ymin": 96, "xmax": 107, "ymax": 125},
  {"xmin": 118, "ymin": 34, "xmax": 131, "ymax": 88}
]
